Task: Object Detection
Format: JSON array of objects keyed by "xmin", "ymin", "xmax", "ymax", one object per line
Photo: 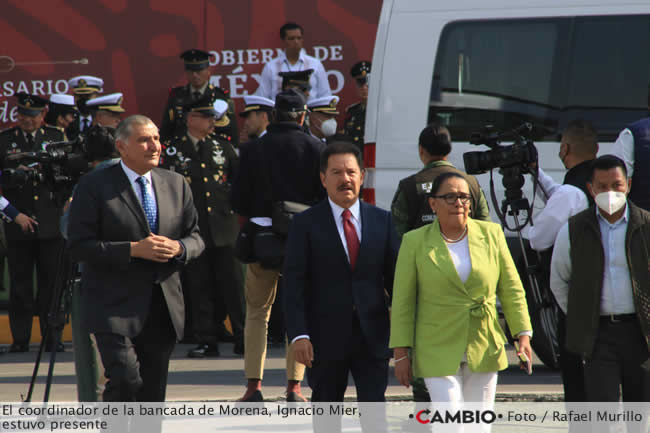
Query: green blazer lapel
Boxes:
[
  {"xmin": 464, "ymin": 219, "xmax": 487, "ymax": 295},
  {"xmin": 426, "ymin": 222, "xmax": 466, "ymax": 293}
]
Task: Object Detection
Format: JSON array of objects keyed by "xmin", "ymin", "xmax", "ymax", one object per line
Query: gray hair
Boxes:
[{"xmin": 115, "ymin": 115, "xmax": 157, "ymax": 142}]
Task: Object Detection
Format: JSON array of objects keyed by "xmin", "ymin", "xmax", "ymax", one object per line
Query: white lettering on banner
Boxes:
[
  {"xmin": 227, "ymin": 66, "xmax": 247, "ymax": 98},
  {"xmin": 0, "ymin": 101, "xmax": 18, "ymax": 123},
  {"xmin": 210, "ymin": 70, "xmax": 344, "ymax": 98},
  {"xmin": 327, "ymin": 70, "xmax": 344, "ymax": 94},
  {"xmin": 209, "ymin": 46, "xmax": 344, "ymax": 66},
  {"xmin": 0, "ymin": 79, "xmax": 69, "ymax": 96}
]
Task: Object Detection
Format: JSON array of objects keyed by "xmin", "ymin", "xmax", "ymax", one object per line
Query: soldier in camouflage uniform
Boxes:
[
  {"xmin": 161, "ymin": 49, "xmax": 239, "ymax": 147},
  {"xmin": 343, "ymin": 61, "xmax": 371, "ymax": 156},
  {"xmin": 160, "ymin": 96, "xmax": 245, "ymax": 357},
  {"xmin": 0, "ymin": 93, "xmax": 67, "ymax": 352},
  {"xmin": 390, "ymin": 123, "xmax": 490, "ymax": 401}
]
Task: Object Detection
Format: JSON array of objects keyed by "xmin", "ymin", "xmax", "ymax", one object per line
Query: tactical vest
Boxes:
[
  {"xmin": 399, "ymin": 163, "xmax": 484, "ymax": 231},
  {"xmin": 628, "ymin": 118, "xmax": 650, "ymax": 211}
]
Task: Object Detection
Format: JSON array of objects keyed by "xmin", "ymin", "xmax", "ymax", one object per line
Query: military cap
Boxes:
[
  {"xmin": 308, "ymin": 95, "xmax": 339, "ymax": 115},
  {"xmin": 68, "ymin": 75, "xmax": 104, "ymax": 94},
  {"xmin": 239, "ymin": 95, "xmax": 274, "ymax": 117},
  {"xmin": 350, "ymin": 61, "xmax": 371, "ymax": 79},
  {"xmin": 185, "ymin": 94, "xmax": 218, "ymax": 116},
  {"xmin": 180, "ymin": 49, "xmax": 211, "ymax": 71},
  {"xmin": 15, "ymin": 92, "xmax": 48, "ymax": 116},
  {"xmin": 279, "ymin": 69, "xmax": 313, "ymax": 92},
  {"xmin": 213, "ymin": 99, "xmax": 230, "ymax": 127},
  {"xmin": 49, "ymin": 94, "xmax": 78, "ymax": 115},
  {"xmin": 86, "ymin": 93, "xmax": 125, "ymax": 113},
  {"xmin": 275, "ymin": 89, "xmax": 307, "ymax": 113}
]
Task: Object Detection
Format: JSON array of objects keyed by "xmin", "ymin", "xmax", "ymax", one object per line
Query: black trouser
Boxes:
[
  {"xmin": 7, "ymin": 238, "xmax": 63, "ymax": 344},
  {"xmin": 583, "ymin": 318, "xmax": 649, "ymax": 402},
  {"xmin": 183, "ymin": 246, "xmax": 245, "ymax": 344},
  {"xmin": 558, "ymin": 311, "xmax": 587, "ymax": 402},
  {"xmin": 94, "ymin": 287, "xmax": 176, "ymax": 402}
]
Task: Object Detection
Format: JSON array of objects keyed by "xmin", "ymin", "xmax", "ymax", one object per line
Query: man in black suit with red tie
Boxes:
[
  {"xmin": 283, "ymin": 141, "xmax": 400, "ymax": 405},
  {"xmin": 67, "ymin": 115, "xmax": 204, "ymax": 402}
]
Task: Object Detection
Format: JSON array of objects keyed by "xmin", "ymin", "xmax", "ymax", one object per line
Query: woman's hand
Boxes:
[
  {"xmin": 517, "ymin": 335, "xmax": 533, "ymax": 372},
  {"xmin": 393, "ymin": 347, "xmax": 412, "ymax": 387}
]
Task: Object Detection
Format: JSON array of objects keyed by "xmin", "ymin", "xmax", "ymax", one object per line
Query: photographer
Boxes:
[
  {"xmin": 528, "ymin": 120, "xmax": 598, "ymax": 403},
  {"xmin": 61, "ymin": 126, "xmax": 119, "ymax": 401},
  {"xmin": 0, "ymin": 92, "xmax": 66, "ymax": 353}
]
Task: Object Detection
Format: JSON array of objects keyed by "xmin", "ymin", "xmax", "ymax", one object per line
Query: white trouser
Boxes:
[{"xmin": 424, "ymin": 361, "xmax": 498, "ymax": 433}]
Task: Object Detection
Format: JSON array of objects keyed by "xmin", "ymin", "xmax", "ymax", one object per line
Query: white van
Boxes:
[
  {"xmin": 365, "ymin": 0, "xmax": 650, "ymax": 367},
  {"xmin": 366, "ymin": 0, "xmax": 650, "ymax": 222}
]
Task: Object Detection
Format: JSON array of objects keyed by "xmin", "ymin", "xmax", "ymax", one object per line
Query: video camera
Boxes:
[
  {"xmin": 2, "ymin": 137, "xmax": 89, "ymax": 190},
  {"xmin": 463, "ymin": 123, "xmax": 537, "ymax": 175}
]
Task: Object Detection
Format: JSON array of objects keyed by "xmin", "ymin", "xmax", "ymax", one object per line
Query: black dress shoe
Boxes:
[
  {"xmin": 9, "ymin": 343, "xmax": 29, "ymax": 353},
  {"xmin": 45, "ymin": 342, "xmax": 65, "ymax": 353},
  {"xmin": 187, "ymin": 344, "xmax": 220, "ymax": 358}
]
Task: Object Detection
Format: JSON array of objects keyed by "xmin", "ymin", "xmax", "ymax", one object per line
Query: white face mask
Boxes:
[
  {"xmin": 594, "ymin": 191, "xmax": 627, "ymax": 215},
  {"xmin": 320, "ymin": 118, "xmax": 337, "ymax": 137}
]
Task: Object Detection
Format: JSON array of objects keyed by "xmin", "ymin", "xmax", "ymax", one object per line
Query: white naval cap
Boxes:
[
  {"xmin": 239, "ymin": 95, "xmax": 275, "ymax": 117},
  {"xmin": 307, "ymin": 95, "xmax": 340, "ymax": 115},
  {"xmin": 213, "ymin": 99, "xmax": 230, "ymax": 127},
  {"xmin": 49, "ymin": 93, "xmax": 76, "ymax": 107},
  {"xmin": 86, "ymin": 92, "xmax": 125, "ymax": 113},
  {"xmin": 68, "ymin": 75, "xmax": 104, "ymax": 94}
]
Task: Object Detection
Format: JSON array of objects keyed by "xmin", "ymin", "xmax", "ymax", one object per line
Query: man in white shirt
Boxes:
[
  {"xmin": 550, "ymin": 155, "xmax": 650, "ymax": 403},
  {"xmin": 528, "ymin": 120, "xmax": 598, "ymax": 404},
  {"xmin": 613, "ymin": 108, "xmax": 650, "ymax": 211},
  {"xmin": 255, "ymin": 22, "xmax": 331, "ymax": 102}
]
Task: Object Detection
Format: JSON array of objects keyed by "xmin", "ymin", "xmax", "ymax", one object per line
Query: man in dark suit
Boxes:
[
  {"xmin": 67, "ymin": 115, "xmax": 204, "ymax": 402},
  {"xmin": 284, "ymin": 141, "xmax": 400, "ymax": 404}
]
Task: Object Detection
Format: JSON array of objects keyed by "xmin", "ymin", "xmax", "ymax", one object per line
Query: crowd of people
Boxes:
[{"xmin": 0, "ymin": 18, "xmax": 648, "ymax": 433}]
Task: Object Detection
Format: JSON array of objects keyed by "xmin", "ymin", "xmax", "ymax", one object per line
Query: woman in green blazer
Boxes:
[{"xmin": 390, "ymin": 172, "xmax": 532, "ymax": 413}]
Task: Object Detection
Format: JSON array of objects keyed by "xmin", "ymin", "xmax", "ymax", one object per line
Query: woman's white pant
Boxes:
[{"xmin": 424, "ymin": 362, "xmax": 498, "ymax": 433}]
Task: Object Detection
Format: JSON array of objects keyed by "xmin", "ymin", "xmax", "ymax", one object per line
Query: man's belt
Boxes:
[{"xmin": 599, "ymin": 313, "xmax": 637, "ymax": 323}]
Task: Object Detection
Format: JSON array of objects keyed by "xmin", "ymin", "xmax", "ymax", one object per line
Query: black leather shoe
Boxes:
[
  {"xmin": 45, "ymin": 342, "xmax": 65, "ymax": 353},
  {"xmin": 239, "ymin": 390, "xmax": 263, "ymax": 402},
  {"xmin": 9, "ymin": 343, "xmax": 28, "ymax": 353},
  {"xmin": 187, "ymin": 344, "xmax": 220, "ymax": 358}
]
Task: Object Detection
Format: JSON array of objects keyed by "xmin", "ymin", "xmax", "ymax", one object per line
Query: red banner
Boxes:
[{"xmin": 0, "ymin": 0, "xmax": 380, "ymax": 129}]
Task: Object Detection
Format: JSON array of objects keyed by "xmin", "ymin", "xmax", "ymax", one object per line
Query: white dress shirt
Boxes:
[
  {"xmin": 79, "ymin": 115, "xmax": 93, "ymax": 132},
  {"xmin": 446, "ymin": 236, "xmax": 471, "ymax": 283},
  {"xmin": 528, "ymin": 168, "xmax": 589, "ymax": 251},
  {"xmin": 291, "ymin": 198, "xmax": 362, "ymax": 344},
  {"xmin": 120, "ymin": 160, "xmax": 158, "ymax": 212},
  {"xmin": 550, "ymin": 205, "xmax": 636, "ymax": 314},
  {"xmin": 255, "ymin": 49, "xmax": 331, "ymax": 102},
  {"xmin": 613, "ymin": 128, "xmax": 635, "ymax": 177}
]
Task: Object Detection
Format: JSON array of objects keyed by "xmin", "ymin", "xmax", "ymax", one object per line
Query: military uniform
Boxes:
[
  {"xmin": 0, "ymin": 123, "xmax": 66, "ymax": 350},
  {"xmin": 160, "ymin": 131, "xmax": 245, "ymax": 353},
  {"xmin": 343, "ymin": 102, "xmax": 366, "ymax": 153}
]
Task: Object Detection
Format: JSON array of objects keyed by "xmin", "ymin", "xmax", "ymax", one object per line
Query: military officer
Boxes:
[
  {"xmin": 44, "ymin": 94, "xmax": 78, "ymax": 132},
  {"xmin": 161, "ymin": 49, "xmax": 239, "ymax": 146},
  {"xmin": 0, "ymin": 93, "xmax": 67, "ymax": 352},
  {"xmin": 307, "ymin": 95, "xmax": 341, "ymax": 142},
  {"xmin": 86, "ymin": 92, "xmax": 126, "ymax": 128},
  {"xmin": 160, "ymin": 96, "xmax": 245, "ymax": 357},
  {"xmin": 343, "ymin": 61, "xmax": 371, "ymax": 155},
  {"xmin": 67, "ymin": 75, "xmax": 103, "ymax": 140},
  {"xmin": 239, "ymin": 95, "xmax": 274, "ymax": 141}
]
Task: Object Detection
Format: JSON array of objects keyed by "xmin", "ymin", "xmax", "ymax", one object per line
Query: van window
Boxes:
[{"xmin": 430, "ymin": 15, "xmax": 650, "ymax": 142}]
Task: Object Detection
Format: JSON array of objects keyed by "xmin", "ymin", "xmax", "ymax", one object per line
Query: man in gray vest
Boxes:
[{"xmin": 551, "ymin": 155, "xmax": 650, "ymax": 403}]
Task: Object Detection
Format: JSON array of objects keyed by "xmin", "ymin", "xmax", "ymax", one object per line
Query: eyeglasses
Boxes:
[{"xmin": 434, "ymin": 193, "xmax": 471, "ymax": 205}]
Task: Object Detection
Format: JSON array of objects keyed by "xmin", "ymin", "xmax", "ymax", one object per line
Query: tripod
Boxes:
[{"xmin": 23, "ymin": 243, "xmax": 77, "ymax": 402}]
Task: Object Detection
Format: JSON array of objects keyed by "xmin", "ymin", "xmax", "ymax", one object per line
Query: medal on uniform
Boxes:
[
  {"xmin": 11, "ymin": 143, "xmax": 16, "ymax": 148},
  {"xmin": 166, "ymin": 146, "xmax": 177, "ymax": 156},
  {"xmin": 212, "ymin": 149, "xmax": 225, "ymax": 165},
  {"xmin": 42, "ymin": 141, "xmax": 50, "ymax": 151}
]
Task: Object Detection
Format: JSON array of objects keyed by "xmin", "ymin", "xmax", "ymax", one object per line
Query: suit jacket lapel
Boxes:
[
  {"xmin": 151, "ymin": 169, "xmax": 170, "ymax": 236},
  {"xmin": 464, "ymin": 219, "xmax": 486, "ymax": 295},
  {"xmin": 356, "ymin": 201, "xmax": 371, "ymax": 271},
  {"xmin": 114, "ymin": 164, "xmax": 149, "ymax": 235},
  {"xmin": 426, "ymin": 222, "xmax": 467, "ymax": 293}
]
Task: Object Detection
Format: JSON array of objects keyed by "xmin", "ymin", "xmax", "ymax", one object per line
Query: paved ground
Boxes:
[{"xmin": 0, "ymin": 343, "xmax": 563, "ymax": 402}]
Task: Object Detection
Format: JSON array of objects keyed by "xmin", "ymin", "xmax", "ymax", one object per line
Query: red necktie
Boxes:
[{"xmin": 342, "ymin": 209, "xmax": 360, "ymax": 270}]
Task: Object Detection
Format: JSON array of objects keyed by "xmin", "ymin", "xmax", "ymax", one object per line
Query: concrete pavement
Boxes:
[{"xmin": 0, "ymin": 343, "xmax": 563, "ymax": 402}]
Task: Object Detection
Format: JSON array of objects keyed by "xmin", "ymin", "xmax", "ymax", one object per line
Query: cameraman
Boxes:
[
  {"xmin": 61, "ymin": 125, "xmax": 119, "ymax": 401},
  {"xmin": 0, "ymin": 92, "xmax": 66, "ymax": 353},
  {"xmin": 528, "ymin": 119, "xmax": 597, "ymax": 403}
]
